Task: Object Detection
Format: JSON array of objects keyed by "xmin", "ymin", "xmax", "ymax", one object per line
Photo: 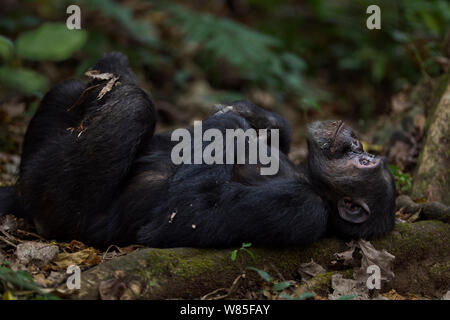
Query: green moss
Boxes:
[
  {"xmin": 374, "ymin": 221, "xmax": 450, "ymax": 260},
  {"xmin": 307, "ymin": 272, "xmax": 333, "ymax": 293}
]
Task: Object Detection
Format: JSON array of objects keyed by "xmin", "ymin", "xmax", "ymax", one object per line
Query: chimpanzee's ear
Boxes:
[{"xmin": 337, "ymin": 197, "xmax": 370, "ymax": 223}]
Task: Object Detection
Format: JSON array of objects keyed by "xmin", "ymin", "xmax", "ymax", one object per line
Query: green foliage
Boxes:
[
  {"xmin": 246, "ymin": 266, "xmax": 272, "ymax": 283},
  {"xmin": 0, "ymin": 0, "xmax": 447, "ymax": 111},
  {"xmin": 247, "ymin": 266, "xmax": 316, "ymax": 300},
  {"xmin": 16, "ymin": 22, "xmax": 87, "ymax": 61},
  {"xmin": 279, "ymin": 291, "xmax": 316, "ymax": 300},
  {"xmin": 0, "ymin": 66, "xmax": 48, "ymax": 96},
  {"xmin": 297, "ymin": 292, "xmax": 317, "ymax": 300},
  {"xmin": 271, "ymin": 281, "xmax": 292, "ymax": 292},
  {"xmin": 79, "ymin": 0, "xmax": 158, "ymax": 47},
  {"xmin": 292, "ymin": 0, "xmax": 448, "ymax": 86},
  {"xmin": 0, "ymin": 0, "xmax": 157, "ymax": 97},
  {"xmin": 0, "ymin": 21, "xmax": 85, "ymax": 95},
  {"xmin": 336, "ymin": 294, "xmax": 358, "ymax": 300},
  {"xmin": 388, "ymin": 164, "xmax": 413, "ymax": 194},
  {"xmin": 230, "ymin": 242, "xmax": 255, "ymax": 262},
  {"xmin": 0, "ymin": 35, "xmax": 14, "ymax": 61},
  {"xmin": 165, "ymin": 4, "xmax": 316, "ymax": 110},
  {"xmin": 0, "ymin": 261, "xmax": 59, "ymax": 300}
]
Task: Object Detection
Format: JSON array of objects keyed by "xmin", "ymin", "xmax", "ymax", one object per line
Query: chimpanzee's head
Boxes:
[{"xmin": 306, "ymin": 120, "xmax": 396, "ymax": 239}]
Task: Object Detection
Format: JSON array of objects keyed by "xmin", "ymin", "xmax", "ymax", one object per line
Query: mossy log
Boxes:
[
  {"xmin": 69, "ymin": 221, "xmax": 450, "ymax": 299},
  {"xmin": 412, "ymin": 75, "xmax": 450, "ymax": 205}
]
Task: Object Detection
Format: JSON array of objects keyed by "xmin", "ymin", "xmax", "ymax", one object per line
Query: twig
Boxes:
[
  {"xmin": 15, "ymin": 229, "xmax": 46, "ymax": 241},
  {"xmin": 200, "ymin": 273, "xmax": 244, "ymax": 300},
  {"xmin": 0, "ymin": 235, "xmax": 17, "ymax": 247},
  {"xmin": 200, "ymin": 287, "xmax": 229, "ymax": 300},
  {"xmin": 66, "ymin": 84, "xmax": 102, "ymax": 112},
  {"xmin": 0, "ymin": 228, "xmax": 22, "ymax": 243},
  {"xmin": 269, "ymin": 262, "xmax": 286, "ymax": 282},
  {"xmin": 102, "ymin": 245, "xmax": 122, "ymax": 261}
]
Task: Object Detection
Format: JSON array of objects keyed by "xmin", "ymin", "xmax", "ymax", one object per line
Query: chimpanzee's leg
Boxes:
[
  {"xmin": 213, "ymin": 100, "xmax": 292, "ymax": 154},
  {"xmin": 18, "ymin": 53, "xmax": 157, "ymax": 243}
]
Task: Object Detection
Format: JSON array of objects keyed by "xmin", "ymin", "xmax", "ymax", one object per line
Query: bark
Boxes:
[
  {"xmin": 68, "ymin": 220, "xmax": 450, "ymax": 299},
  {"xmin": 412, "ymin": 75, "xmax": 450, "ymax": 205}
]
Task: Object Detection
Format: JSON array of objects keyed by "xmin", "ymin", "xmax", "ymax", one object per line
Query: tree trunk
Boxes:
[{"xmin": 412, "ymin": 75, "xmax": 450, "ymax": 204}]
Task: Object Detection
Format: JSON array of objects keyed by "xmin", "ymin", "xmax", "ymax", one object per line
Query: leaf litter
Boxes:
[{"xmin": 0, "ymin": 214, "xmax": 141, "ymax": 299}]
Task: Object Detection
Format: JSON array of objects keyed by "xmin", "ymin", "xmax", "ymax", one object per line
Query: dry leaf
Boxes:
[
  {"xmin": 298, "ymin": 259, "xmax": 326, "ymax": 280},
  {"xmin": 52, "ymin": 247, "xmax": 100, "ymax": 269},
  {"xmin": 15, "ymin": 241, "xmax": 59, "ymax": 266},
  {"xmin": 33, "ymin": 273, "xmax": 51, "ymax": 287},
  {"xmin": 84, "ymin": 69, "xmax": 119, "ymax": 100},
  {"xmin": 0, "ymin": 214, "xmax": 18, "ymax": 232},
  {"xmin": 353, "ymin": 239, "xmax": 395, "ymax": 283},
  {"xmin": 99, "ymin": 278, "xmax": 127, "ymax": 300},
  {"xmin": 328, "ymin": 273, "xmax": 369, "ymax": 300},
  {"xmin": 382, "ymin": 289, "xmax": 406, "ymax": 300},
  {"xmin": 119, "ymin": 244, "xmax": 144, "ymax": 253},
  {"xmin": 2, "ymin": 291, "xmax": 16, "ymax": 300},
  {"xmin": 85, "ymin": 70, "xmax": 115, "ymax": 81},
  {"xmin": 0, "ymin": 101, "xmax": 26, "ymax": 118},
  {"xmin": 391, "ymin": 92, "xmax": 409, "ymax": 114},
  {"xmin": 413, "ymin": 114, "xmax": 426, "ymax": 136},
  {"xmin": 333, "ymin": 246, "xmax": 355, "ymax": 265},
  {"xmin": 97, "ymin": 76, "xmax": 119, "ymax": 100}
]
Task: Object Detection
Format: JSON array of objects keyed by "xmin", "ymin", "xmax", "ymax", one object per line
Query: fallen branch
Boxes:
[{"xmin": 68, "ymin": 221, "xmax": 449, "ymax": 300}]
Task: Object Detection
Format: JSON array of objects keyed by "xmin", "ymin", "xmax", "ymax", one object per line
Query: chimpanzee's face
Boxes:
[{"xmin": 306, "ymin": 120, "xmax": 395, "ymax": 239}]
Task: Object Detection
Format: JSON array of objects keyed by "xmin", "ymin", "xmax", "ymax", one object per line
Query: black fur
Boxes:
[
  {"xmin": 0, "ymin": 187, "xmax": 21, "ymax": 217},
  {"xmin": 0, "ymin": 52, "xmax": 396, "ymax": 248}
]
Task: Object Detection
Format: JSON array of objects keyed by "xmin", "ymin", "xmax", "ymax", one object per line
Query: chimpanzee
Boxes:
[{"xmin": 0, "ymin": 52, "xmax": 396, "ymax": 248}]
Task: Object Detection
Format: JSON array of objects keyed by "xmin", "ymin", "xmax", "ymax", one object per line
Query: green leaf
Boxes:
[
  {"xmin": 242, "ymin": 242, "xmax": 252, "ymax": 248},
  {"xmin": 337, "ymin": 294, "xmax": 358, "ymax": 300},
  {"xmin": 80, "ymin": 0, "xmax": 157, "ymax": 46},
  {"xmin": 420, "ymin": 12, "xmax": 440, "ymax": 34},
  {"xmin": 0, "ymin": 265, "xmax": 59, "ymax": 299},
  {"xmin": 246, "ymin": 267, "xmax": 272, "ymax": 283},
  {"xmin": 279, "ymin": 293, "xmax": 295, "ymax": 300},
  {"xmin": 16, "ymin": 23, "xmax": 87, "ymax": 61},
  {"xmin": 391, "ymin": 30, "xmax": 410, "ymax": 43},
  {"xmin": 372, "ymin": 56, "xmax": 386, "ymax": 82},
  {"xmin": 297, "ymin": 292, "xmax": 316, "ymax": 300},
  {"xmin": 230, "ymin": 250, "xmax": 237, "ymax": 261},
  {"xmin": 0, "ymin": 35, "xmax": 14, "ymax": 61},
  {"xmin": 271, "ymin": 281, "xmax": 292, "ymax": 292},
  {"xmin": 0, "ymin": 66, "xmax": 48, "ymax": 95}
]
